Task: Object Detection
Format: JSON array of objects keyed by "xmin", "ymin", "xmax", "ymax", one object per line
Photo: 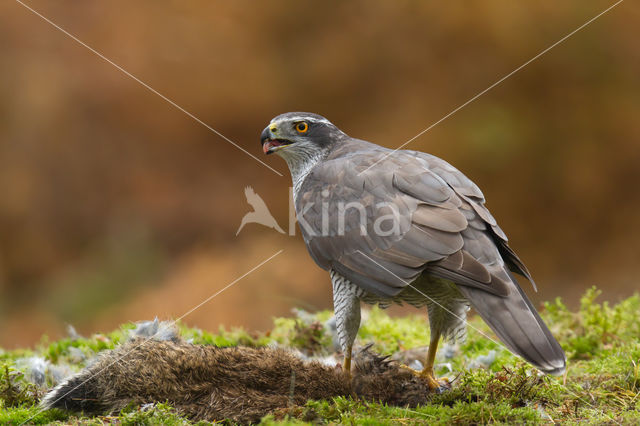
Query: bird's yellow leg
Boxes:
[
  {"xmin": 343, "ymin": 347, "xmax": 352, "ymax": 382},
  {"xmin": 419, "ymin": 330, "xmax": 449, "ymax": 390},
  {"xmin": 343, "ymin": 347, "xmax": 359, "ymax": 399}
]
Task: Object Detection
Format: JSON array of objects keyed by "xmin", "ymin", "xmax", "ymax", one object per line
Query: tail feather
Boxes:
[{"xmin": 458, "ymin": 272, "xmax": 566, "ymax": 375}]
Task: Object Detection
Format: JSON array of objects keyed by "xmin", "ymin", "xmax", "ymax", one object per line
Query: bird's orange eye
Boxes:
[{"xmin": 295, "ymin": 122, "xmax": 308, "ymax": 133}]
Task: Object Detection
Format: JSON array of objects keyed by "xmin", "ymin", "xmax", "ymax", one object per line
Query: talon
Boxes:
[
  {"xmin": 400, "ymin": 365, "xmax": 451, "ymax": 391},
  {"xmin": 398, "ymin": 363, "xmax": 421, "ymax": 375},
  {"xmin": 419, "ymin": 370, "xmax": 451, "ymax": 391}
]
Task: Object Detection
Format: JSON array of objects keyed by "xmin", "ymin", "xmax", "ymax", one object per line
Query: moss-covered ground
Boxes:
[{"xmin": 1, "ymin": 288, "xmax": 639, "ymax": 425}]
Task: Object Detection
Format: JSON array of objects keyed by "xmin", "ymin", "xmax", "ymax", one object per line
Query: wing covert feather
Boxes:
[{"xmin": 296, "ymin": 141, "xmax": 534, "ymax": 297}]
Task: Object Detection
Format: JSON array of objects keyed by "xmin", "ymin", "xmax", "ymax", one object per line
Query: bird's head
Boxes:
[{"xmin": 260, "ymin": 113, "xmax": 346, "ymax": 168}]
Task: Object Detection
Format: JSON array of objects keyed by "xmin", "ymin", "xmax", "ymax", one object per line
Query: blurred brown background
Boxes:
[{"xmin": 1, "ymin": 1, "xmax": 638, "ymax": 348}]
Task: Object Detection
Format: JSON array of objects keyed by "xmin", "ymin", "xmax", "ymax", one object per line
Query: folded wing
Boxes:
[{"xmin": 296, "ymin": 141, "xmax": 565, "ymax": 374}]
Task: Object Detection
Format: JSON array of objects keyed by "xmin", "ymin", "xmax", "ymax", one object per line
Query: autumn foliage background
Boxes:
[{"xmin": 0, "ymin": 1, "xmax": 638, "ymax": 348}]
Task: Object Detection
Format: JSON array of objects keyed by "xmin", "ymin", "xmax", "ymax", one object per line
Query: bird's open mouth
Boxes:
[{"xmin": 262, "ymin": 139, "xmax": 292, "ymax": 155}]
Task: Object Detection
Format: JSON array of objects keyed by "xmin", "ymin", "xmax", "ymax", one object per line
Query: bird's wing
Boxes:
[
  {"xmin": 414, "ymin": 152, "xmax": 536, "ymax": 290},
  {"xmin": 297, "ymin": 142, "xmax": 564, "ymax": 374},
  {"xmin": 296, "ymin": 142, "xmax": 518, "ymax": 298}
]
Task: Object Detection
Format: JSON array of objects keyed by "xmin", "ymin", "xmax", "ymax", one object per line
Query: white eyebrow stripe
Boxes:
[{"xmin": 271, "ymin": 116, "xmax": 332, "ymax": 125}]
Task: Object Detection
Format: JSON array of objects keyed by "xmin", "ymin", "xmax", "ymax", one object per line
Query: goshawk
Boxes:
[{"xmin": 260, "ymin": 112, "xmax": 565, "ymax": 387}]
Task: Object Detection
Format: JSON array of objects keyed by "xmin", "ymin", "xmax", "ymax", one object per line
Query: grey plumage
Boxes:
[{"xmin": 261, "ymin": 112, "xmax": 566, "ymax": 376}]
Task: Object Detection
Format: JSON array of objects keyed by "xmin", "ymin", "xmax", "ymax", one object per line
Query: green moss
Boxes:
[
  {"xmin": 118, "ymin": 402, "xmax": 196, "ymax": 425},
  {"xmin": 39, "ymin": 324, "xmax": 131, "ymax": 365},
  {"xmin": 0, "ymin": 405, "xmax": 70, "ymax": 425},
  {"xmin": 0, "ymin": 364, "xmax": 40, "ymax": 407},
  {"xmin": 0, "ymin": 288, "xmax": 638, "ymax": 424},
  {"xmin": 181, "ymin": 323, "xmax": 265, "ymax": 347},
  {"xmin": 358, "ymin": 308, "xmax": 430, "ymax": 353},
  {"xmin": 288, "ymin": 396, "xmax": 541, "ymax": 425},
  {"xmin": 544, "ymin": 287, "xmax": 640, "ymax": 361}
]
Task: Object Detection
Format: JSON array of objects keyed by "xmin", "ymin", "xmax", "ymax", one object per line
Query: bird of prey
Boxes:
[{"xmin": 260, "ymin": 112, "xmax": 565, "ymax": 388}]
